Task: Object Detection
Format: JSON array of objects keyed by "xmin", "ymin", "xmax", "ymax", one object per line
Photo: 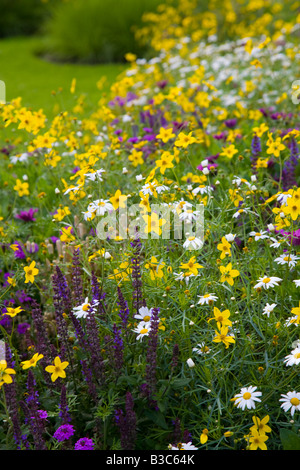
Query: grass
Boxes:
[{"xmin": 0, "ymin": 35, "xmax": 127, "ymax": 116}]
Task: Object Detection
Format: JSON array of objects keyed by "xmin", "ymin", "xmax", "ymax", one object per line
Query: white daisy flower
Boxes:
[
  {"xmin": 183, "ymin": 235, "xmax": 203, "ymax": 251},
  {"xmin": 284, "ymin": 347, "xmax": 300, "ymax": 367},
  {"xmin": 279, "ymin": 391, "xmax": 300, "ymax": 416},
  {"xmin": 254, "ymin": 276, "xmax": 282, "ymax": 290},
  {"xmin": 249, "ymin": 231, "xmax": 269, "ymax": 241},
  {"xmin": 192, "ymin": 185, "xmax": 213, "ymax": 196},
  {"xmin": 197, "ymin": 293, "xmax": 218, "ymax": 305},
  {"xmin": 179, "ymin": 209, "xmax": 202, "ymax": 223},
  {"xmin": 294, "ymin": 280, "xmax": 300, "ymax": 287},
  {"xmin": 134, "ymin": 306, "xmax": 153, "ymax": 323},
  {"xmin": 274, "ymin": 253, "xmax": 299, "ymax": 268},
  {"xmin": 233, "ymin": 385, "xmax": 262, "ymax": 410},
  {"xmin": 262, "ymin": 303, "xmax": 277, "ymax": 317},
  {"xmin": 132, "ymin": 321, "xmax": 151, "ymax": 341},
  {"xmin": 269, "ymin": 237, "xmax": 286, "ymax": 249},
  {"xmin": 169, "ymin": 442, "xmax": 198, "ymax": 450},
  {"xmin": 225, "ymin": 233, "xmax": 236, "ymax": 242},
  {"xmin": 84, "ymin": 168, "xmax": 105, "ymax": 182},
  {"xmin": 173, "ymin": 271, "xmax": 196, "ymax": 285},
  {"xmin": 232, "ymin": 208, "xmax": 249, "ymax": 219},
  {"xmin": 192, "ymin": 342, "xmax": 210, "ymax": 355},
  {"xmin": 93, "ymin": 199, "xmax": 113, "ymax": 216},
  {"xmin": 73, "ymin": 297, "xmax": 99, "ymax": 319}
]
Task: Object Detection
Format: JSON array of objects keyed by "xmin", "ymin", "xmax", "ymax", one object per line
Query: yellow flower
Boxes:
[
  {"xmin": 14, "ymin": 179, "xmax": 29, "ymax": 197},
  {"xmin": 145, "ymin": 256, "xmax": 165, "ymax": 280},
  {"xmin": 24, "ymin": 261, "xmax": 39, "ymax": 284},
  {"xmin": 284, "ymin": 196, "xmax": 300, "ymax": 221},
  {"xmin": 128, "ymin": 149, "xmax": 144, "ymax": 167},
  {"xmin": 200, "ymin": 429, "xmax": 208, "ymax": 444},
  {"xmin": 219, "ymin": 263, "xmax": 240, "ymax": 286},
  {"xmin": 266, "ymin": 136, "xmax": 285, "ymax": 158},
  {"xmin": 4, "ymin": 306, "xmax": 23, "ymax": 318},
  {"xmin": 108, "ymin": 261, "xmax": 131, "ymax": 282},
  {"xmin": 155, "ymin": 151, "xmax": 174, "ymax": 174},
  {"xmin": 156, "ymin": 127, "xmax": 175, "ymax": 143},
  {"xmin": 180, "ymin": 256, "xmax": 203, "ymax": 276},
  {"xmin": 0, "ymin": 360, "xmax": 16, "ymax": 388},
  {"xmin": 60, "ymin": 226, "xmax": 76, "ymax": 243},
  {"xmin": 142, "ymin": 212, "xmax": 166, "ymax": 236},
  {"xmin": 139, "ymin": 193, "xmax": 151, "ymax": 213},
  {"xmin": 174, "ymin": 131, "xmax": 196, "ymax": 148},
  {"xmin": 213, "ymin": 326, "xmax": 235, "ymax": 349},
  {"xmin": 220, "ymin": 144, "xmax": 238, "ymax": 159},
  {"xmin": 248, "ymin": 429, "xmax": 268, "ymax": 451},
  {"xmin": 53, "ymin": 206, "xmax": 71, "ymax": 221},
  {"xmin": 250, "ymin": 415, "xmax": 271, "ymax": 435},
  {"xmin": 110, "ymin": 189, "xmax": 127, "ymax": 210},
  {"xmin": 21, "ymin": 353, "xmax": 44, "ymax": 370},
  {"xmin": 208, "ymin": 307, "xmax": 232, "ymax": 329},
  {"xmin": 217, "ymin": 237, "xmax": 232, "ymax": 259},
  {"xmin": 70, "ymin": 78, "xmax": 76, "ymax": 94},
  {"xmin": 45, "ymin": 356, "xmax": 69, "ymax": 382}
]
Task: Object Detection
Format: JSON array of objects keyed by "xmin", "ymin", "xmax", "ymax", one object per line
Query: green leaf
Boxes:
[
  {"xmin": 280, "ymin": 428, "xmax": 300, "ymax": 450},
  {"xmin": 144, "ymin": 409, "xmax": 169, "ymax": 430}
]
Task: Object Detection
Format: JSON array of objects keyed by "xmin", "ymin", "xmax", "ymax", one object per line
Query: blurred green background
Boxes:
[{"xmin": 0, "ymin": 0, "xmax": 164, "ymax": 114}]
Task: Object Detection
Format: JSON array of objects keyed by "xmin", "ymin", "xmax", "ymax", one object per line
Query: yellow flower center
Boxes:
[
  {"xmin": 262, "ymin": 277, "xmax": 271, "ymax": 283},
  {"xmin": 294, "ymin": 352, "xmax": 300, "ymax": 359},
  {"xmin": 140, "ymin": 328, "xmax": 148, "ymax": 335},
  {"xmin": 143, "ymin": 315, "xmax": 151, "ymax": 322},
  {"xmin": 290, "ymin": 397, "xmax": 300, "ymax": 406},
  {"xmin": 82, "ymin": 303, "xmax": 90, "ymax": 311},
  {"xmin": 284, "ymin": 256, "xmax": 291, "ymax": 261},
  {"xmin": 188, "ymin": 236, "xmax": 195, "ymax": 241},
  {"xmin": 203, "ymin": 294, "xmax": 210, "ymax": 298},
  {"xmin": 243, "ymin": 392, "xmax": 252, "ymax": 400}
]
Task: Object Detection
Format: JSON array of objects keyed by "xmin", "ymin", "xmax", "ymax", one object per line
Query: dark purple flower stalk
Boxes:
[
  {"xmin": 31, "ymin": 301, "xmax": 55, "ymax": 369},
  {"xmin": 23, "ymin": 370, "xmax": 47, "ymax": 450},
  {"xmin": 130, "ymin": 236, "xmax": 143, "ymax": 315},
  {"xmin": 52, "ymin": 270, "xmax": 73, "ymax": 363},
  {"xmin": 117, "ymin": 286, "xmax": 130, "ymax": 330},
  {"xmin": 4, "ymin": 343, "xmax": 24, "ymax": 449},
  {"xmin": 85, "ymin": 308, "xmax": 105, "ymax": 384},
  {"xmin": 141, "ymin": 307, "xmax": 160, "ymax": 403},
  {"xmin": 80, "ymin": 359, "xmax": 98, "ymax": 403},
  {"xmin": 54, "ymin": 266, "xmax": 88, "ymax": 352},
  {"xmin": 250, "ymin": 134, "xmax": 262, "ymax": 172},
  {"xmin": 115, "ymin": 392, "xmax": 137, "ymax": 450},
  {"xmin": 282, "ymin": 137, "xmax": 299, "ymax": 190},
  {"xmin": 71, "ymin": 248, "xmax": 84, "ymax": 305},
  {"xmin": 112, "ymin": 323, "xmax": 124, "ymax": 371},
  {"xmin": 91, "ymin": 270, "xmax": 106, "ymax": 317},
  {"xmin": 59, "ymin": 385, "xmax": 71, "ymax": 424},
  {"xmin": 172, "ymin": 417, "xmax": 182, "ymax": 446},
  {"xmin": 171, "ymin": 344, "xmax": 179, "ymax": 371}
]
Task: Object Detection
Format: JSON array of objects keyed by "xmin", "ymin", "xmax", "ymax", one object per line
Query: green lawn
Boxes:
[{"xmin": 0, "ymin": 35, "xmax": 127, "ymax": 116}]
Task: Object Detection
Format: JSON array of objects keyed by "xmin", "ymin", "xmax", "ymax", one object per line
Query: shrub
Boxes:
[
  {"xmin": 41, "ymin": 0, "xmax": 164, "ymax": 63},
  {"xmin": 0, "ymin": 0, "xmax": 56, "ymax": 38}
]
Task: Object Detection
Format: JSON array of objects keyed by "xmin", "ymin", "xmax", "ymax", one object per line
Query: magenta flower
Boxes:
[
  {"xmin": 53, "ymin": 424, "xmax": 75, "ymax": 442},
  {"xmin": 15, "ymin": 208, "xmax": 38, "ymax": 222},
  {"xmin": 74, "ymin": 437, "xmax": 94, "ymax": 450}
]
